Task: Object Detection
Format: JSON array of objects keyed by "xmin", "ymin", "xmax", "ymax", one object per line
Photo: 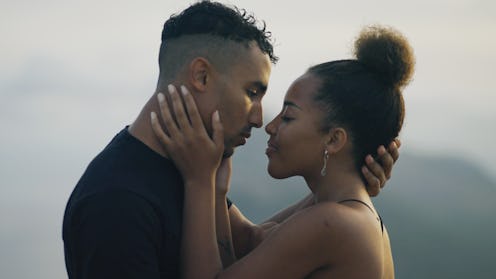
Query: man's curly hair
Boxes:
[{"xmin": 161, "ymin": 1, "xmax": 277, "ymax": 64}]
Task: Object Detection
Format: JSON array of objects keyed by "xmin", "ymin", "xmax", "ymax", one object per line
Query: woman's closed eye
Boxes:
[{"xmin": 281, "ymin": 115, "xmax": 294, "ymax": 122}]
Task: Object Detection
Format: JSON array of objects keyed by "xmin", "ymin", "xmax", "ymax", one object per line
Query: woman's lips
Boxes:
[{"xmin": 265, "ymin": 141, "xmax": 278, "ymax": 156}]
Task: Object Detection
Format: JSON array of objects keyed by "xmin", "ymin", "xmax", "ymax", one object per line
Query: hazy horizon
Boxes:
[{"xmin": 2, "ymin": 0, "xmax": 495, "ymax": 178}]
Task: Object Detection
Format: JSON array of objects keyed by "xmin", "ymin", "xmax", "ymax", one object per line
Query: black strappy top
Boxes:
[{"xmin": 338, "ymin": 199, "xmax": 384, "ymax": 233}]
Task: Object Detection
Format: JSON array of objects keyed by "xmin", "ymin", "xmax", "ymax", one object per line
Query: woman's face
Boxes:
[{"xmin": 265, "ymin": 73, "xmax": 328, "ymax": 179}]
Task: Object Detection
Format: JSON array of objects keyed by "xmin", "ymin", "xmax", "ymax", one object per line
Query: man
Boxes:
[{"xmin": 63, "ymin": 1, "xmax": 397, "ymax": 278}]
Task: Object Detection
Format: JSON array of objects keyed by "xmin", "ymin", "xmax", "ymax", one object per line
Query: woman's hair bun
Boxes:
[{"xmin": 354, "ymin": 25, "xmax": 415, "ymax": 89}]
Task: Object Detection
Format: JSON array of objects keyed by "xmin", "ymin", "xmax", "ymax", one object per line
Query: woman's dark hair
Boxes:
[
  {"xmin": 161, "ymin": 0, "xmax": 277, "ymax": 63},
  {"xmin": 309, "ymin": 25, "xmax": 415, "ymax": 173}
]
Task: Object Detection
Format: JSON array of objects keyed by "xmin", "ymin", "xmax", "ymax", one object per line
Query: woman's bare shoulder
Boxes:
[
  {"xmin": 217, "ymin": 201, "xmax": 385, "ymax": 279},
  {"xmin": 286, "ymin": 202, "xmax": 383, "ymax": 252},
  {"xmin": 291, "ymin": 201, "xmax": 373, "ymax": 232}
]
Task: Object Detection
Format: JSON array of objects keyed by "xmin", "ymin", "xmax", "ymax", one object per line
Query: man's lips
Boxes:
[
  {"xmin": 241, "ymin": 132, "xmax": 251, "ymax": 139},
  {"xmin": 236, "ymin": 132, "xmax": 251, "ymax": 146}
]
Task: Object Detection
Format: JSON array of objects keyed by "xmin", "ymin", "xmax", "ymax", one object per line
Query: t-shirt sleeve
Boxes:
[{"xmin": 67, "ymin": 190, "xmax": 162, "ymax": 279}]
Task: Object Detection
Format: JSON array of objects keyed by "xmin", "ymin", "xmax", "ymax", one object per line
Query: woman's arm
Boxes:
[
  {"xmin": 151, "ymin": 86, "xmax": 224, "ymax": 278},
  {"xmin": 182, "ymin": 178, "xmax": 220, "ymax": 278}
]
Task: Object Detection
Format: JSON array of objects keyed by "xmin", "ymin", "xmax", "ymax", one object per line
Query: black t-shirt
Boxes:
[{"xmin": 63, "ymin": 127, "xmax": 230, "ymax": 278}]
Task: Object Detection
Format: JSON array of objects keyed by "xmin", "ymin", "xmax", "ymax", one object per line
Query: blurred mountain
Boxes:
[{"xmin": 230, "ymin": 129, "xmax": 496, "ymax": 279}]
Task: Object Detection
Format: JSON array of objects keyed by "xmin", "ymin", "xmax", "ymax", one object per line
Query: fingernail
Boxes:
[
  {"xmin": 167, "ymin": 84, "xmax": 175, "ymax": 94},
  {"xmin": 213, "ymin": 110, "xmax": 220, "ymax": 121},
  {"xmin": 150, "ymin": 111, "xmax": 157, "ymax": 120},
  {"xmin": 366, "ymin": 155, "xmax": 373, "ymax": 164},
  {"xmin": 378, "ymin": 146, "xmax": 386, "ymax": 154},
  {"xmin": 395, "ymin": 138, "xmax": 401, "ymax": 147},
  {"xmin": 157, "ymin": 93, "xmax": 165, "ymax": 103},
  {"xmin": 391, "ymin": 141, "xmax": 397, "ymax": 148},
  {"xmin": 362, "ymin": 166, "xmax": 368, "ymax": 174},
  {"xmin": 180, "ymin": 85, "xmax": 189, "ymax": 96}
]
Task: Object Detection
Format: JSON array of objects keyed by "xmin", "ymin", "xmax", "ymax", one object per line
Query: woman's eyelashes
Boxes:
[
  {"xmin": 279, "ymin": 106, "xmax": 294, "ymax": 122},
  {"xmin": 281, "ymin": 114, "xmax": 294, "ymax": 122}
]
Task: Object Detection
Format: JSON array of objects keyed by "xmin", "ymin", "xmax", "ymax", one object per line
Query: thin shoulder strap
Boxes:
[{"xmin": 338, "ymin": 199, "xmax": 384, "ymax": 233}]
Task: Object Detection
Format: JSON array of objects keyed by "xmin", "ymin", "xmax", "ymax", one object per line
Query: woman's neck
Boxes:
[{"xmin": 305, "ymin": 166, "xmax": 369, "ymax": 205}]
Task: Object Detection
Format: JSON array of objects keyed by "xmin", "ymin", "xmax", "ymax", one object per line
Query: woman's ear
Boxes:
[
  {"xmin": 325, "ymin": 127, "xmax": 348, "ymax": 154},
  {"xmin": 188, "ymin": 57, "xmax": 212, "ymax": 93}
]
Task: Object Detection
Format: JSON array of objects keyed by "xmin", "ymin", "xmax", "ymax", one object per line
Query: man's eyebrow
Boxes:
[{"xmin": 283, "ymin": 101, "xmax": 302, "ymax": 110}]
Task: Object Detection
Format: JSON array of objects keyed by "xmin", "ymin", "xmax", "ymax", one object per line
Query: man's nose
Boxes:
[{"xmin": 249, "ymin": 102, "xmax": 263, "ymax": 128}]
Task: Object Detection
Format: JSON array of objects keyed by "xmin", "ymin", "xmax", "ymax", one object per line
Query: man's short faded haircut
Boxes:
[{"xmin": 158, "ymin": 1, "xmax": 277, "ymax": 84}]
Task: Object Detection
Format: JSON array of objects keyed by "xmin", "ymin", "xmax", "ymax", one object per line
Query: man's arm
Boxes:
[
  {"xmin": 214, "ymin": 159, "xmax": 237, "ymax": 266},
  {"xmin": 228, "ymin": 204, "xmax": 257, "ymax": 258},
  {"xmin": 262, "ymin": 193, "xmax": 314, "ymax": 224},
  {"xmin": 228, "ymin": 193, "xmax": 314, "ymax": 258},
  {"xmin": 216, "ymin": 196, "xmax": 236, "ymax": 266},
  {"xmin": 66, "ymin": 191, "xmax": 162, "ymax": 279}
]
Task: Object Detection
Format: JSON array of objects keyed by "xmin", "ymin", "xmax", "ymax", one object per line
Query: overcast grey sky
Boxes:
[{"xmin": 1, "ymin": 0, "xmax": 495, "ymax": 278}]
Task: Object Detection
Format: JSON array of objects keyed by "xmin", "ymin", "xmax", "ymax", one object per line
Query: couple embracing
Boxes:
[{"xmin": 63, "ymin": 1, "xmax": 414, "ymax": 278}]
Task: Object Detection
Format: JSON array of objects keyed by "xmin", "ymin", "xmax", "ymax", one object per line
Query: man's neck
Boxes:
[{"xmin": 128, "ymin": 94, "xmax": 169, "ymax": 158}]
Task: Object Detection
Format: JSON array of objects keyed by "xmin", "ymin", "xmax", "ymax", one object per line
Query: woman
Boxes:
[{"xmin": 152, "ymin": 25, "xmax": 414, "ymax": 278}]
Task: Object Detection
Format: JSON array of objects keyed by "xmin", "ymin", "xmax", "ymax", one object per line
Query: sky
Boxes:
[{"xmin": 0, "ymin": 0, "xmax": 495, "ymax": 278}]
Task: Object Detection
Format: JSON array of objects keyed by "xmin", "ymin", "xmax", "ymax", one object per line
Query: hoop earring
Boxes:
[{"xmin": 320, "ymin": 149, "xmax": 329, "ymax": 176}]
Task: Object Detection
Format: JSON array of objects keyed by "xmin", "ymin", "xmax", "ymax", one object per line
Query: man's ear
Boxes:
[
  {"xmin": 188, "ymin": 57, "xmax": 212, "ymax": 93},
  {"xmin": 325, "ymin": 127, "xmax": 348, "ymax": 154}
]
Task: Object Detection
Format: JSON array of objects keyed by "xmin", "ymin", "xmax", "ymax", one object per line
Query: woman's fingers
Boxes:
[
  {"xmin": 168, "ymin": 85, "xmax": 191, "ymax": 132},
  {"xmin": 211, "ymin": 110, "xmax": 224, "ymax": 149},
  {"xmin": 151, "ymin": 84, "xmax": 224, "ymax": 183},
  {"xmin": 150, "ymin": 111, "xmax": 171, "ymax": 146},
  {"xmin": 362, "ymin": 158, "xmax": 382, "ymax": 197},
  {"xmin": 157, "ymin": 92, "xmax": 180, "ymax": 139},
  {"xmin": 377, "ymin": 145, "xmax": 394, "ymax": 179},
  {"xmin": 180, "ymin": 85, "xmax": 206, "ymax": 133},
  {"xmin": 374, "ymin": 140, "xmax": 401, "ymax": 181},
  {"xmin": 155, "ymin": 84, "xmax": 223, "ymax": 154},
  {"xmin": 362, "ymin": 140, "xmax": 402, "ymax": 197},
  {"xmin": 389, "ymin": 140, "xmax": 400, "ymax": 163},
  {"xmin": 368, "ymin": 153, "xmax": 387, "ymax": 186}
]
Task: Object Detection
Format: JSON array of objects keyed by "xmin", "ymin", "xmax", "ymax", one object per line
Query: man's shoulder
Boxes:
[
  {"xmin": 64, "ymin": 125, "xmax": 185, "ymax": 227},
  {"xmin": 74, "ymin": 128, "xmax": 181, "ymax": 195},
  {"xmin": 67, "ymin": 161, "xmax": 183, "ymax": 217},
  {"xmin": 63, "ymin": 182, "xmax": 183, "ymax": 240}
]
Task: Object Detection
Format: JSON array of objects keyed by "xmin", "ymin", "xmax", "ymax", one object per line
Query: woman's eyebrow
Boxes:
[{"xmin": 283, "ymin": 101, "xmax": 302, "ymax": 110}]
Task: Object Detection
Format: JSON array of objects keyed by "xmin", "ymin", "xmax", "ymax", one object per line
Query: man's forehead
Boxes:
[{"xmin": 234, "ymin": 47, "xmax": 271, "ymax": 82}]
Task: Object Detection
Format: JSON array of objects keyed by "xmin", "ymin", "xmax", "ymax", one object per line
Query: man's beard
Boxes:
[
  {"xmin": 222, "ymin": 140, "xmax": 235, "ymax": 158},
  {"xmin": 222, "ymin": 147, "xmax": 234, "ymax": 158}
]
